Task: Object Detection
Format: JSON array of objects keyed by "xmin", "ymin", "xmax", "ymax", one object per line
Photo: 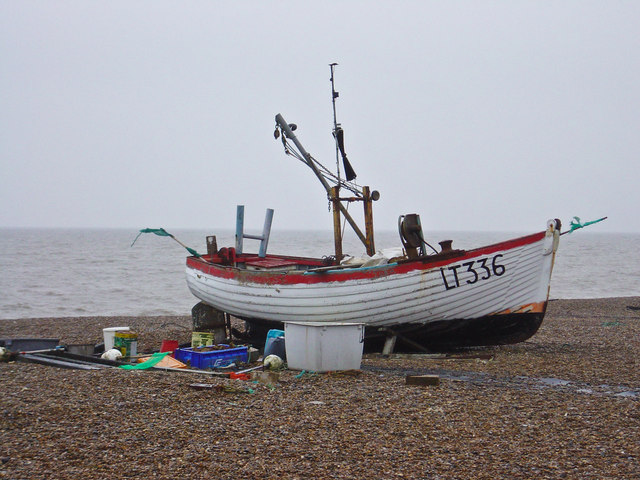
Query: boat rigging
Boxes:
[{"xmin": 274, "ymin": 63, "xmax": 379, "ymax": 259}]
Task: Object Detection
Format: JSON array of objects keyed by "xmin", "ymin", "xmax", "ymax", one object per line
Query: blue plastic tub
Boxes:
[
  {"xmin": 174, "ymin": 345, "xmax": 248, "ymax": 369},
  {"xmin": 266, "ymin": 329, "xmax": 285, "ymax": 342},
  {"xmin": 264, "ymin": 336, "xmax": 286, "ymax": 360},
  {"xmin": 264, "ymin": 329, "xmax": 285, "ymax": 358}
]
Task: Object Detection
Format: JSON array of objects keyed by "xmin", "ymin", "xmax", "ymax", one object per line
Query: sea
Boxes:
[{"xmin": 0, "ymin": 227, "xmax": 638, "ymax": 320}]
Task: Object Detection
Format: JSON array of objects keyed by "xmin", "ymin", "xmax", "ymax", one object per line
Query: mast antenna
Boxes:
[{"xmin": 330, "ymin": 63, "xmax": 357, "ymax": 182}]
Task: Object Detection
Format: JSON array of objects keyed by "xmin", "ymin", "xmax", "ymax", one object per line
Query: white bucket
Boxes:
[
  {"xmin": 284, "ymin": 322, "xmax": 364, "ymax": 372},
  {"xmin": 103, "ymin": 326, "xmax": 130, "ymax": 351}
]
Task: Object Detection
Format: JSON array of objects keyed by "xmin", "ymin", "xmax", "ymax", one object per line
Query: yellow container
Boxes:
[
  {"xmin": 191, "ymin": 331, "xmax": 215, "ymax": 348},
  {"xmin": 114, "ymin": 331, "xmax": 138, "ymax": 358}
]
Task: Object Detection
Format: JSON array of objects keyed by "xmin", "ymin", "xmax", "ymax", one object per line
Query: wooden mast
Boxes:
[{"xmin": 274, "ymin": 67, "xmax": 377, "ymax": 261}]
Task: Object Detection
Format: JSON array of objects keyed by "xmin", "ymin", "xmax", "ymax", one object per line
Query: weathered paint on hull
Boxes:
[{"xmin": 185, "ymin": 222, "xmax": 560, "ymax": 348}]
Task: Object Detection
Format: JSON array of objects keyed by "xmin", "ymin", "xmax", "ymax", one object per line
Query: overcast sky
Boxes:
[{"xmin": 1, "ymin": 1, "xmax": 638, "ymax": 235}]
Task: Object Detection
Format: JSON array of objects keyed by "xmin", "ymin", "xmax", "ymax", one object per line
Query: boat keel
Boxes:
[{"xmin": 231, "ymin": 310, "xmax": 546, "ymax": 353}]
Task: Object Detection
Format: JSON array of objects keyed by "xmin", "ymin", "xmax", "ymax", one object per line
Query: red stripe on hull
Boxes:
[{"xmin": 186, "ymin": 231, "xmax": 546, "ymax": 286}]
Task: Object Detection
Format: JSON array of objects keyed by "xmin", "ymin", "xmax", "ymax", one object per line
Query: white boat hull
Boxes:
[{"xmin": 185, "ymin": 221, "xmax": 560, "ymax": 347}]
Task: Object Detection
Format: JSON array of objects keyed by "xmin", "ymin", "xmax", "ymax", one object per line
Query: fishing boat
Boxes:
[{"xmin": 185, "ymin": 65, "xmax": 561, "ymax": 351}]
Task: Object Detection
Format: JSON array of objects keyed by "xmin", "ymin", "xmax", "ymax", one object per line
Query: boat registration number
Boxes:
[{"xmin": 440, "ymin": 254, "xmax": 506, "ymax": 290}]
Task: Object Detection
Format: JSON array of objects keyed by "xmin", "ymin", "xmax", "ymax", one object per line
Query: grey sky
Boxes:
[{"xmin": 1, "ymin": 1, "xmax": 638, "ymax": 234}]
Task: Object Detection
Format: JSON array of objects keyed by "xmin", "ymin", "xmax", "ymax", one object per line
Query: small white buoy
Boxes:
[
  {"xmin": 101, "ymin": 348, "xmax": 123, "ymax": 361},
  {"xmin": 263, "ymin": 354, "xmax": 283, "ymax": 370}
]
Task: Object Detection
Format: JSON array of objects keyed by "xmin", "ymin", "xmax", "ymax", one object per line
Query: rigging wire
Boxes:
[
  {"xmin": 280, "ymin": 134, "xmax": 362, "ymax": 196},
  {"xmin": 341, "ymin": 201, "xmax": 349, "ymax": 239}
]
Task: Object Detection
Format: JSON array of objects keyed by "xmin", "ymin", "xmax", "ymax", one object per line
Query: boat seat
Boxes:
[{"xmin": 244, "ymin": 257, "xmax": 300, "ymax": 270}]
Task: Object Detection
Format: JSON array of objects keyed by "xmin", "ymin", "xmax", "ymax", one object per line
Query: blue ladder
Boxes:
[{"xmin": 235, "ymin": 205, "xmax": 274, "ymax": 258}]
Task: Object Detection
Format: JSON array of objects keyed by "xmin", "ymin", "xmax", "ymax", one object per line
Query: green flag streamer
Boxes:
[
  {"xmin": 119, "ymin": 351, "xmax": 170, "ymax": 370},
  {"xmin": 566, "ymin": 216, "xmax": 607, "ymax": 234},
  {"xmin": 131, "ymin": 228, "xmax": 202, "ymax": 257}
]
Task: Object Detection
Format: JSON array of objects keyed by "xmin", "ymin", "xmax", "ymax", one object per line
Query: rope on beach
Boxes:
[{"xmin": 130, "ymin": 228, "xmax": 202, "ymax": 257}]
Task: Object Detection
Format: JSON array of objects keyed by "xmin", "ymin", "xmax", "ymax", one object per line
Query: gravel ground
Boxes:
[{"xmin": 1, "ymin": 297, "xmax": 639, "ymax": 479}]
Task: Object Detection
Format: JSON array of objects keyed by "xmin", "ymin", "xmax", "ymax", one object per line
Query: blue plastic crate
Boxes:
[
  {"xmin": 174, "ymin": 345, "xmax": 248, "ymax": 369},
  {"xmin": 174, "ymin": 346, "xmax": 194, "ymax": 366}
]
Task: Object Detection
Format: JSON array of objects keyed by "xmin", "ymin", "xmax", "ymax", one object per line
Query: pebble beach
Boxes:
[{"xmin": 1, "ymin": 297, "xmax": 639, "ymax": 479}]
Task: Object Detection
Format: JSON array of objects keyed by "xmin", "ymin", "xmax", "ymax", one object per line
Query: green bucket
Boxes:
[{"xmin": 114, "ymin": 331, "xmax": 138, "ymax": 358}]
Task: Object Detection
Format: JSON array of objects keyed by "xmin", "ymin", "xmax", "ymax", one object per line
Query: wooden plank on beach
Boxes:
[
  {"xmin": 17, "ymin": 353, "xmax": 104, "ymax": 370},
  {"xmin": 406, "ymin": 374, "xmax": 440, "ymax": 386}
]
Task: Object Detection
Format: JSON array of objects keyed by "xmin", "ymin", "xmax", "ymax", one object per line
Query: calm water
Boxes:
[{"xmin": 0, "ymin": 227, "xmax": 638, "ymax": 320}]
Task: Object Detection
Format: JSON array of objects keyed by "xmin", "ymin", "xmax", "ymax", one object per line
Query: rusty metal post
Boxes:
[
  {"xmin": 331, "ymin": 185, "xmax": 343, "ymax": 262},
  {"xmin": 206, "ymin": 236, "xmax": 218, "ymax": 256},
  {"xmin": 363, "ymin": 186, "xmax": 375, "ymax": 256}
]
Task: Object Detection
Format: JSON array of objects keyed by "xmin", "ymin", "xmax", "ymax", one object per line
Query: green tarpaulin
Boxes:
[{"xmin": 119, "ymin": 351, "xmax": 170, "ymax": 370}]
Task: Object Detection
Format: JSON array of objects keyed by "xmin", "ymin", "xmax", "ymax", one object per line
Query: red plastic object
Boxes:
[
  {"xmin": 160, "ymin": 340, "xmax": 179, "ymax": 357},
  {"xmin": 229, "ymin": 372, "xmax": 250, "ymax": 381}
]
